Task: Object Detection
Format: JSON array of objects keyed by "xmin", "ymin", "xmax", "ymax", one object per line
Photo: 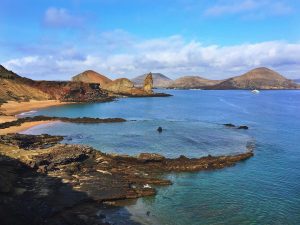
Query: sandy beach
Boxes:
[
  {"xmin": 0, "ymin": 120, "xmax": 54, "ymax": 135},
  {"xmin": 0, "ymin": 100, "xmax": 71, "ymax": 134},
  {"xmin": 0, "ymin": 100, "xmax": 70, "ymax": 116}
]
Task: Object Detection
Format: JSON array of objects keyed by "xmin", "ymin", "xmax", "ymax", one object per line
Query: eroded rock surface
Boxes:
[
  {"xmin": 0, "ymin": 133, "xmax": 254, "ymax": 225},
  {"xmin": 143, "ymin": 73, "xmax": 153, "ymax": 94}
]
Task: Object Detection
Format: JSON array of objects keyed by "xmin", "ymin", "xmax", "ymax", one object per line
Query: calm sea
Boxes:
[{"xmin": 23, "ymin": 90, "xmax": 300, "ymax": 225}]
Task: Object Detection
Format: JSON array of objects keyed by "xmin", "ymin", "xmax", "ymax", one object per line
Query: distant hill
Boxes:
[
  {"xmin": 168, "ymin": 76, "xmax": 222, "ymax": 89},
  {"xmin": 211, "ymin": 67, "xmax": 299, "ymax": 90},
  {"xmin": 293, "ymin": 79, "xmax": 300, "ymax": 84},
  {"xmin": 72, "ymin": 70, "xmax": 112, "ymax": 87},
  {"xmin": 132, "ymin": 73, "xmax": 172, "ymax": 88}
]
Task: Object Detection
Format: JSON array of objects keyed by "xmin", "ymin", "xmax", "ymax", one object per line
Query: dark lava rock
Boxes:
[
  {"xmin": 157, "ymin": 126, "xmax": 163, "ymax": 133},
  {"xmin": 224, "ymin": 123, "xmax": 236, "ymax": 127},
  {"xmin": 0, "ymin": 133, "xmax": 255, "ymax": 225},
  {"xmin": 0, "ymin": 133, "xmax": 64, "ymax": 150},
  {"xmin": 238, "ymin": 125, "xmax": 249, "ymax": 130},
  {"xmin": 224, "ymin": 123, "xmax": 249, "ymax": 130}
]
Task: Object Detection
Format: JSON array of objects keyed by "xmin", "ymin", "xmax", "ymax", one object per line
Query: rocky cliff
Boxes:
[
  {"xmin": 143, "ymin": 73, "xmax": 153, "ymax": 94},
  {"xmin": 0, "ymin": 65, "xmax": 112, "ymax": 103}
]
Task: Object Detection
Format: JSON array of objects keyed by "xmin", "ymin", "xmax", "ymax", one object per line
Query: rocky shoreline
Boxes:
[
  {"xmin": 0, "ymin": 116, "xmax": 127, "ymax": 130},
  {"xmin": 0, "ymin": 133, "xmax": 254, "ymax": 225}
]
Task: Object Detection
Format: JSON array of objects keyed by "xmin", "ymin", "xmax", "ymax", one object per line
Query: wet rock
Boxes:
[
  {"xmin": 138, "ymin": 153, "xmax": 166, "ymax": 162},
  {"xmin": 224, "ymin": 123, "xmax": 236, "ymax": 127},
  {"xmin": 157, "ymin": 126, "xmax": 163, "ymax": 133},
  {"xmin": 224, "ymin": 123, "xmax": 249, "ymax": 130},
  {"xmin": 0, "ymin": 133, "xmax": 255, "ymax": 225},
  {"xmin": 0, "ymin": 133, "xmax": 64, "ymax": 150}
]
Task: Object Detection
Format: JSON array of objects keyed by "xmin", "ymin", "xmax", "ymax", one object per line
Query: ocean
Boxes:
[{"xmin": 22, "ymin": 90, "xmax": 300, "ymax": 225}]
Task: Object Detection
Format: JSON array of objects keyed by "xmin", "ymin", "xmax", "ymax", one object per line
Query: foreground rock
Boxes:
[
  {"xmin": 0, "ymin": 133, "xmax": 64, "ymax": 149},
  {"xmin": 0, "ymin": 133, "xmax": 254, "ymax": 225}
]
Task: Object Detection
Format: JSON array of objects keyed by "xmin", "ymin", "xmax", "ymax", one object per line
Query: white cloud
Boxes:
[
  {"xmin": 204, "ymin": 0, "xmax": 293, "ymax": 18},
  {"xmin": 44, "ymin": 7, "xmax": 84, "ymax": 28},
  {"xmin": 3, "ymin": 34, "xmax": 300, "ymax": 80}
]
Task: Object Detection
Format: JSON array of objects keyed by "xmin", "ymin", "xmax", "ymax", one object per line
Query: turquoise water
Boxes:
[{"xmin": 23, "ymin": 90, "xmax": 300, "ymax": 224}]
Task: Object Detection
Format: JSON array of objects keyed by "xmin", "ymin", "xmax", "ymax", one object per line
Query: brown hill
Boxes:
[
  {"xmin": 0, "ymin": 66, "xmax": 50, "ymax": 102},
  {"xmin": 168, "ymin": 76, "xmax": 222, "ymax": 89},
  {"xmin": 212, "ymin": 67, "xmax": 299, "ymax": 90},
  {"xmin": 72, "ymin": 70, "xmax": 112, "ymax": 87}
]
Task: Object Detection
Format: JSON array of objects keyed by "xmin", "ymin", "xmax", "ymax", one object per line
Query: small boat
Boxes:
[{"xmin": 251, "ymin": 90, "xmax": 260, "ymax": 94}]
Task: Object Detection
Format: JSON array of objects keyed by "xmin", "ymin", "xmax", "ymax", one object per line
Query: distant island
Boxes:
[
  {"xmin": 293, "ymin": 79, "xmax": 300, "ymax": 84},
  {"xmin": 132, "ymin": 67, "xmax": 299, "ymax": 90}
]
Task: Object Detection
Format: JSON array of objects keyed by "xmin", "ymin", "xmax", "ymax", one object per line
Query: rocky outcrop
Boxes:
[
  {"xmin": 143, "ymin": 73, "xmax": 153, "ymax": 94},
  {"xmin": 223, "ymin": 123, "xmax": 249, "ymax": 130},
  {"xmin": 28, "ymin": 81, "xmax": 113, "ymax": 102},
  {"xmin": 102, "ymin": 78, "xmax": 134, "ymax": 94},
  {"xmin": 0, "ymin": 116, "xmax": 127, "ymax": 130},
  {"xmin": 0, "ymin": 133, "xmax": 254, "ymax": 225},
  {"xmin": 0, "ymin": 65, "xmax": 113, "ymax": 102},
  {"xmin": 132, "ymin": 73, "xmax": 173, "ymax": 88},
  {"xmin": 0, "ymin": 133, "xmax": 64, "ymax": 149}
]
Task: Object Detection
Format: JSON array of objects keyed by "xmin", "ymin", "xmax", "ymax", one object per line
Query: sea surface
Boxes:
[{"xmin": 23, "ymin": 90, "xmax": 300, "ymax": 225}]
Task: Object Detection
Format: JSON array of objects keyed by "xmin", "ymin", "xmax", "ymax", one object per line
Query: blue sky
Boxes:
[{"xmin": 0, "ymin": 0, "xmax": 299, "ymax": 80}]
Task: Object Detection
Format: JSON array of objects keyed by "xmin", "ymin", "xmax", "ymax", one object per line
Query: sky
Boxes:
[{"xmin": 0, "ymin": 0, "xmax": 300, "ymax": 80}]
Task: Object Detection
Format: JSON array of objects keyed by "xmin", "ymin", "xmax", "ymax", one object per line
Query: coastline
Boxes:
[
  {"xmin": 0, "ymin": 100, "xmax": 73, "ymax": 134},
  {"xmin": 0, "ymin": 120, "xmax": 55, "ymax": 135},
  {"xmin": 0, "ymin": 96, "xmax": 256, "ymax": 225},
  {"xmin": 0, "ymin": 100, "xmax": 72, "ymax": 116}
]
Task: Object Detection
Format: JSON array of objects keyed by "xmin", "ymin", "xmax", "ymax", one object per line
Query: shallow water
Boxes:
[{"xmin": 23, "ymin": 90, "xmax": 300, "ymax": 224}]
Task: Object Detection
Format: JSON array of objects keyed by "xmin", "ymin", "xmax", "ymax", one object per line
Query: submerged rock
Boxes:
[
  {"xmin": 238, "ymin": 125, "xmax": 249, "ymax": 130},
  {"xmin": 223, "ymin": 123, "xmax": 236, "ymax": 127},
  {"xmin": 224, "ymin": 123, "xmax": 249, "ymax": 130}
]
